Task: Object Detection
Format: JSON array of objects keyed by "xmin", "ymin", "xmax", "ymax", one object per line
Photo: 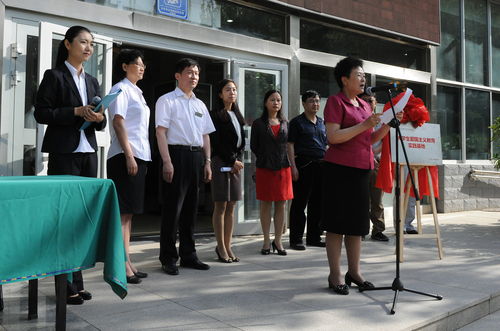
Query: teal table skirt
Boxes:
[{"xmin": 0, "ymin": 175, "xmax": 127, "ymax": 299}]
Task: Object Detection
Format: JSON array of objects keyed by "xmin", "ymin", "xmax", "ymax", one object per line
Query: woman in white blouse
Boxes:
[{"xmin": 107, "ymin": 49, "xmax": 151, "ymax": 284}]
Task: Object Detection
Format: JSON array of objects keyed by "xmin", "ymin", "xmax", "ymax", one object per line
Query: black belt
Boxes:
[
  {"xmin": 169, "ymin": 145, "xmax": 202, "ymax": 152},
  {"xmin": 296, "ymin": 155, "xmax": 324, "ymax": 163}
]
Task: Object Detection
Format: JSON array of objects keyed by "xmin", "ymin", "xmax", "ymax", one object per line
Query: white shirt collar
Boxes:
[
  {"xmin": 65, "ymin": 60, "xmax": 86, "ymax": 79},
  {"xmin": 123, "ymin": 77, "xmax": 143, "ymax": 94},
  {"xmin": 174, "ymin": 87, "xmax": 197, "ymax": 100}
]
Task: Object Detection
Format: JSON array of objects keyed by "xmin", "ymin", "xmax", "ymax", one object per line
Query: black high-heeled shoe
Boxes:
[
  {"xmin": 328, "ymin": 276, "xmax": 349, "ymax": 295},
  {"xmin": 215, "ymin": 247, "xmax": 232, "ymax": 263},
  {"xmin": 272, "ymin": 240, "xmax": 287, "ymax": 255},
  {"xmin": 229, "ymin": 255, "xmax": 240, "ymax": 262},
  {"xmin": 261, "ymin": 246, "xmax": 270, "ymax": 255},
  {"xmin": 345, "ymin": 272, "xmax": 374, "ymax": 290}
]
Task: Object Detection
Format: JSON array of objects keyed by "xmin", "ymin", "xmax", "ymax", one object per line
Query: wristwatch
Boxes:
[{"xmin": 205, "ymin": 158, "xmax": 211, "ymax": 163}]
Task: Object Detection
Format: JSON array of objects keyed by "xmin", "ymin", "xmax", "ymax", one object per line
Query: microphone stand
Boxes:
[{"xmin": 361, "ymin": 89, "xmax": 443, "ymax": 314}]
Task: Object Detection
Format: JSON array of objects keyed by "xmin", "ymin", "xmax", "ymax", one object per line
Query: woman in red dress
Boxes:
[{"xmin": 250, "ymin": 90, "xmax": 293, "ymax": 256}]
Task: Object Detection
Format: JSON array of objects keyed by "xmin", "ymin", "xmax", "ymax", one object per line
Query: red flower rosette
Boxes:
[{"xmin": 375, "ymin": 92, "xmax": 439, "ymax": 199}]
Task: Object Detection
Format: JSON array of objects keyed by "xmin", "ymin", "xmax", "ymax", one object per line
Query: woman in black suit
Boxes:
[
  {"xmin": 34, "ymin": 25, "xmax": 106, "ymax": 305},
  {"xmin": 209, "ymin": 79, "xmax": 246, "ymax": 263}
]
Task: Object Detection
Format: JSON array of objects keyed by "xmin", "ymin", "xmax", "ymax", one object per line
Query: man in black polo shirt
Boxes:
[{"xmin": 287, "ymin": 90, "xmax": 328, "ymax": 250}]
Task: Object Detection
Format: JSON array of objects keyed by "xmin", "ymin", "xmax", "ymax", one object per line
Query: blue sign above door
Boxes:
[{"xmin": 157, "ymin": 0, "xmax": 188, "ymax": 20}]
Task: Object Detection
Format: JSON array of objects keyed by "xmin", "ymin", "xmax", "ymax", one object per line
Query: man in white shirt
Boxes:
[{"xmin": 155, "ymin": 58, "xmax": 215, "ymax": 275}]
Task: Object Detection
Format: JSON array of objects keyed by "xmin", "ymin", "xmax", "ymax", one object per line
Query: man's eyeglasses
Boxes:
[
  {"xmin": 306, "ymin": 99, "xmax": 321, "ymax": 104},
  {"xmin": 130, "ymin": 62, "xmax": 146, "ymax": 69}
]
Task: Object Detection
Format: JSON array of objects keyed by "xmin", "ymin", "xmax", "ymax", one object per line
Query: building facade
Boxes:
[{"xmin": 1, "ymin": 0, "xmax": 499, "ymax": 233}]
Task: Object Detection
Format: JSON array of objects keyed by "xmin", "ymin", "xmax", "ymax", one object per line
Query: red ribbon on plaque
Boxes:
[{"xmin": 375, "ymin": 93, "xmax": 439, "ymax": 199}]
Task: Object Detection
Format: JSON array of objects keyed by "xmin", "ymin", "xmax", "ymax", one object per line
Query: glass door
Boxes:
[
  {"xmin": 37, "ymin": 22, "xmax": 113, "ymax": 177},
  {"xmin": 232, "ymin": 62, "xmax": 288, "ymax": 235},
  {"xmin": 10, "ymin": 23, "xmax": 39, "ymax": 176}
]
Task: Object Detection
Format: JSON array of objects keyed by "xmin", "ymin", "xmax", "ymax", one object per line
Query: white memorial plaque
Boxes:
[{"xmin": 390, "ymin": 123, "xmax": 442, "ymax": 165}]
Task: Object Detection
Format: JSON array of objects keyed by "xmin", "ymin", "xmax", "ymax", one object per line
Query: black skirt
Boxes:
[
  {"xmin": 107, "ymin": 153, "xmax": 148, "ymax": 214},
  {"xmin": 320, "ymin": 162, "xmax": 370, "ymax": 236}
]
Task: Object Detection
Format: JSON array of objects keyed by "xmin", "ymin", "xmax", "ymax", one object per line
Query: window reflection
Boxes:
[
  {"xmin": 25, "ymin": 36, "xmax": 38, "ymax": 129},
  {"xmin": 493, "ymin": 94, "xmax": 500, "ymax": 157},
  {"xmin": 300, "ymin": 20, "xmax": 427, "ymax": 71},
  {"xmin": 465, "ymin": 0, "xmax": 488, "ymax": 86},
  {"xmin": 465, "ymin": 89, "xmax": 490, "ymax": 159},
  {"xmin": 437, "ymin": 86, "xmax": 461, "ymax": 160},
  {"xmin": 437, "ymin": 0, "xmax": 461, "ymax": 81},
  {"xmin": 78, "ymin": 0, "xmax": 286, "ymax": 44},
  {"xmin": 492, "ymin": 4, "xmax": 500, "ymax": 88}
]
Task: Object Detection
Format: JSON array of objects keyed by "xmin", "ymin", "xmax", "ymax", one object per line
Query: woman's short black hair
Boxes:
[
  {"xmin": 113, "ymin": 49, "xmax": 145, "ymax": 80},
  {"xmin": 333, "ymin": 56, "xmax": 363, "ymax": 89},
  {"xmin": 55, "ymin": 26, "xmax": 93, "ymax": 68}
]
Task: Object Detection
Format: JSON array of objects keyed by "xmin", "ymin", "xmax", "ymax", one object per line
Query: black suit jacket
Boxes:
[
  {"xmin": 34, "ymin": 64, "xmax": 107, "ymax": 153},
  {"xmin": 209, "ymin": 111, "xmax": 246, "ymax": 166}
]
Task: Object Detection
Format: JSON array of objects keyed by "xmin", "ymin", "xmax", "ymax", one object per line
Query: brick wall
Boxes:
[
  {"xmin": 277, "ymin": 0, "xmax": 440, "ymax": 44},
  {"xmin": 437, "ymin": 164, "xmax": 500, "ymax": 213}
]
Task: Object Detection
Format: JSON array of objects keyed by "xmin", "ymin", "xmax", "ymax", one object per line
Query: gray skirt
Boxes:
[{"xmin": 210, "ymin": 155, "xmax": 242, "ymax": 202}]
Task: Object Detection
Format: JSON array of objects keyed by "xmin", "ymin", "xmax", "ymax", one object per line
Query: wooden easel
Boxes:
[{"xmin": 398, "ymin": 164, "xmax": 443, "ymax": 262}]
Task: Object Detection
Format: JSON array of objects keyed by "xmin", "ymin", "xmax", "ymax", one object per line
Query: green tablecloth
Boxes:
[{"xmin": 0, "ymin": 175, "xmax": 127, "ymax": 299}]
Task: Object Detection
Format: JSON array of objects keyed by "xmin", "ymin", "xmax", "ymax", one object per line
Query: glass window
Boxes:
[
  {"xmin": 492, "ymin": 3, "xmax": 500, "ymax": 88},
  {"xmin": 219, "ymin": 1, "xmax": 286, "ymax": 43},
  {"xmin": 492, "ymin": 94, "xmax": 500, "ymax": 156},
  {"xmin": 437, "ymin": 86, "xmax": 461, "ymax": 160},
  {"xmin": 79, "ymin": 0, "xmax": 286, "ymax": 44},
  {"xmin": 300, "ymin": 64, "xmax": 338, "ymax": 101},
  {"xmin": 465, "ymin": 89, "xmax": 490, "ymax": 159},
  {"xmin": 465, "ymin": 0, "xmax": 488, "ymax": 85},
  {"xmin": 437, "ymin": 0, "xmax": 461, "ymax": 81},
  {"xmin": 300, "ymin": 20, "xmax": 428, "ymax": 71}
]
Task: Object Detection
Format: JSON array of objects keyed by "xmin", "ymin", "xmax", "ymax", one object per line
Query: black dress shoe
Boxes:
[
  {"xmin": 371, "ymin": 232, "xmax": 390, "ymax": 241},
  {"xmin": 126, "ymin": 275, "xmax": 142, "ymax": 284},
  {"xmin": 133, "ymin": 271, "xmax": 148, "ymax": 278},
  {"xmin": 345, "ymin": 272, "xmax": 374, "ymax": 290},
  {"xmin": 328, "ymin": 276, "xmax": 349, "ymax": 295},
  {"xmin": 67, "ymin": 295, "xmax": 84, "ymax": 305},
  {"xmin": 162, "ymin": 263, "xmax": 179, "ymax": 275},
  {"xmin": 406, "ymin": 229, "xmax": 419, "ymax": 234},
  {"xmin": 290, "ymin": 242, "xmax": 306, "ymax": 250},
  {"xmin": 180, "ymin": 259, "xmax": 210, "ymax": 270},
  {"xmin": 307, "ymin": 240, "xmax": 326, "ymax": 247},
  {"xmin": 78, "ymin": 290, "xmax": 92, "ymax": 300}
]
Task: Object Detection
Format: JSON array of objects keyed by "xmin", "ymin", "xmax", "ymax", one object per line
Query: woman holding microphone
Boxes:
[
  {"xmin": 321, "ymin": 56, "xmax": 402, "ymax": 295},
  {"xmin": 35, "ymin": 25, "xmax": 106, "ymax": 305}
]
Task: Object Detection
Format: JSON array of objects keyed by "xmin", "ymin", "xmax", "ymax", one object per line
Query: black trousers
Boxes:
[
  {"xmin": 159, "ymin": 147, "xmax": 203, "ymax": 265},
  {"xmin": 48, "ymin": 152, "xmax": 97, "ymax": 296},
  {"xmin": 289, "ymin": 157, "xmax": 324, "ymax": 244}
]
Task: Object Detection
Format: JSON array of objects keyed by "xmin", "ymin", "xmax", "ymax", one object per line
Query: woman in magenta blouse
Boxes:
[{"xmin": 321, "ymin": 56, "xmax": 402, "ymax": 295}]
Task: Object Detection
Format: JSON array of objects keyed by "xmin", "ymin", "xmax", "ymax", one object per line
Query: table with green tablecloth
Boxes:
[{"xmin": 0, "ymin": 175, "xmax": 127, "ymax": 329}]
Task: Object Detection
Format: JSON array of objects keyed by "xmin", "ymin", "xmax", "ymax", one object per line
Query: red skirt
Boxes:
[{"xmin": 255, "ymin": 167, "xmax": 293, "ymax": 201}]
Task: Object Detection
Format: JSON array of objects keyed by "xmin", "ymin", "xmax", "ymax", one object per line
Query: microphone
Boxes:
[
  {"xmin": 366, "ymin": 83, "xmax": 403, "ymax": 95},
  {"xmin": 90, "ymin": 96, "xmax": 101, "ymax": 108}
]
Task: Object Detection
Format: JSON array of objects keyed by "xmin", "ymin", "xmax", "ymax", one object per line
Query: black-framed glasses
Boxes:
[{"xmin": 130, "ymin": 62, "xmax": 146, "ymax": 69}]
